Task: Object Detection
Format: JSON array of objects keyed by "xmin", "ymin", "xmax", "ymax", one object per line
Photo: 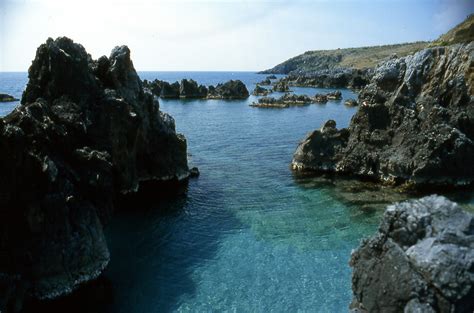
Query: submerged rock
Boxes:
[
  {"xmin": 292, "ymin": 43, "xmax": 474, "ymax": 188},
  {"xmin": 350, "ymin": 195, "xmax": 474, "ymax": 312},
  {"xmin": 0, "ymin": 93, "xmax": 19, "ymax": 102},
  {"xmin": 0, "ymin": 37, "xmax": 191, "ymax": 310}
]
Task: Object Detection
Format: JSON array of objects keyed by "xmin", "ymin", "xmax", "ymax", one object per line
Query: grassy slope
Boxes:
[
  {"xmin": 430, "ymin": 14, "xmax": 474, "ymax": 47},
  {"xmin": 261, "ymin": 14, "xmax": 473, "ymax": 75}
]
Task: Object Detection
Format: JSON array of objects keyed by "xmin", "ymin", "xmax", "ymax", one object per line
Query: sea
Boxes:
[{"xmin": 1, "ymin": 71, "xmax": 473, "ymax": 312}]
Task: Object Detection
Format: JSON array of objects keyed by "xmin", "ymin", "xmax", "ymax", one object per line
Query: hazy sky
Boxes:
[{"xmin": 1, "ymin": 0, "xmax": 473, "ymax": 71}]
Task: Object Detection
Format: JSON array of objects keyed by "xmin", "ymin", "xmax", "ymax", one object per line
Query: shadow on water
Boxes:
[
  {"xmin": 101, "ymin": 177, "xmax": 245, "ymax": 313},
  {"xmin": 22, "ymin": 177, "xmax": 244, "ymax": 313}
]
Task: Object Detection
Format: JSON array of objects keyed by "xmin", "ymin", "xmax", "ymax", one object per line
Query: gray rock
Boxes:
[
  {"xmin": 350, "ymin": 195, "xmax": 474, "ymax": 313},
  {"xmin": 292, "ymin": 43, "xmax": 474, "ymax": 188},
  {"xmin": 0, "ymin": 37, "xmax": 191, "ymax": 310}
]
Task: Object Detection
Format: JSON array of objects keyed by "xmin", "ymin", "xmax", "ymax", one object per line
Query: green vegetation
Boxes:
[
  {"xmin": 262, "ymin": 14, "xmax": 474, "ymax": 75},
  {"xmin": 261, "ymin": 42, "xmax": 427, "ymax": 74}
]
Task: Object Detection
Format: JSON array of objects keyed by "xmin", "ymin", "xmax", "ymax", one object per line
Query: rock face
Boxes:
[
  {"xmin": 292, "ymin": 43, "xmax": 474, "ymax": 188},
  {"xmin": 179, "ymin": 79, "xmax": 208, "ymax": 98},
  {"xmin": 0, "ymin": 94, "xmax": 19, "ymax": 102},
  {"xmin": 350, "ymin": 195, "xmax": 474, "ymax": 312},
  {"xmin": 0, "ymin": 37, "xmax": 190, "ymax": 309}
]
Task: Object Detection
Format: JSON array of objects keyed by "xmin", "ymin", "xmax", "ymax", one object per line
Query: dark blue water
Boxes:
[{"xmin": 3, "ymin": 71, "xmax": 471, "ymax": 312}]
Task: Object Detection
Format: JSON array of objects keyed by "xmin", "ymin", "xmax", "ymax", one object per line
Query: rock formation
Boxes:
[
  {"xmin": 0, "ymin": 37, "xmax": 191, "ymax": 311},
  {"xmin": 292, "ymin": 42, "xmax": 474, "ymax": 188},
  {"xmin": 143, "ymin": 79, "xmax": 249, "ymax": 100},
  {"xmin": 0, "ymin": 94, "xmax": 19, "ymax": 102},
  {"xmin": 344, "ymin": 98, "xmax": 358, "ymax": 107},
  {"xmin": 251, "ymin": 93, "xmax": 314, "ymax": 108},
  {"xmin": 271, "ymin": 80, "xmax": 291, "ymax": 92},
  {"xmin": 252, "ymin": 85, "xmax": 271, "ymax": 96},
  {"xmin": 350, "ymin": 195, "xmax": 474, "ymax": 312}
]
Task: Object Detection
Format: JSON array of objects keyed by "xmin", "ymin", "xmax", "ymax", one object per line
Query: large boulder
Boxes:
[
  {"xmin": 160, "ymin": 81, "xmax": 180, "ymax": 98},
  {"xmin": 292, "ymin": 43, "xmax": 474, "ymax": 188},
  {"xmin": 350, "ymin": 195, "xmax": 474, "ymax": 312},
  {"xmin": 0, "ymin": 37, "xmax": 190, "ymax": 310}
]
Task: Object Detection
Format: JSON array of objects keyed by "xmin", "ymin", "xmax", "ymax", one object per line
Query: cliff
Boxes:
[{"xmin": 0, "ymin": 37, "xmax": 190, "ymax": 310}]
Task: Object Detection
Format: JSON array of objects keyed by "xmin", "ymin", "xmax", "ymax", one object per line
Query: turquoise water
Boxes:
[
  {"xmin": 104, "ymin": 72, "xmax": 372, "ymax": 312},
  {"xmin": 3, "ymin": 72, "xmax": 471, "ymax": 312}
]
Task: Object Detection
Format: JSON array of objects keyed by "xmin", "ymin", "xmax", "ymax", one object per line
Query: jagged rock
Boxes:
[
  {"xmin": 160, "ymin": 81, "xmax": 180, "ymax": 98},
  {"xmin": 0, "ymin": 37, "xmax": 191, "ymax": 311},
  {"xmin": 314, "ymin": 93, "xmax": 328, "ymax": 103},
  {"xmin": 350, "ymin": 195, "xmax": 474, "ymax": 313},
  {"xmin": 142, "ymin": 79, "xmax": 163, "ymax": 96},
  {"xmin": 272, "ymin": 80, "xmax": 291, "ymax": 92},
  {"xmin": 208, "ymin": 80, "xmax": 249, "ymax": 99},
  {"xmin": 344, "ymin": 98, "xmax": 358, "ymax": 107},
  {"xmin": 326, "ymin": 90, "xmax": 342, "ymax": 100},
  {"xmin": 292, "ymin": 43, "xmax": 474, "ymax": 188},
  {"xmin": 250, "ymin": 93, "xmax": 313, "ymax": 108},
  {"xmin": 252, "ymin": 85, "xmax": 271, "ymax": 96},
  {"xmin": 266, "ymin": 75, "xmax": 277, "ymax": 80},
  {"xmin": 179, "ymin": 79, "xmax": 207, "ymax": 98},
  {"xmin": 0, "ymin": 94, "xmax": 19, "ymax": 102}
]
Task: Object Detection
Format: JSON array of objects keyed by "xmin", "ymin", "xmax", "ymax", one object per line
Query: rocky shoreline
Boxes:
[
  {"xmin": 143, "ymin": 78, "xmax": 249, "ymax": 100},
  {"xmin": 0, "ymin": 37, "xmax": 194, "ymax": 311},
  {"xmin": 350, "ymin": 195, "xmax": 474, "ymax": 312},
  {"xmin": 292, "ymin": 42, "xmax": 474, "ymax": 189},
  {"xmin": 250, "ymin": 90, "xmax": 351, "ymax": 108}
]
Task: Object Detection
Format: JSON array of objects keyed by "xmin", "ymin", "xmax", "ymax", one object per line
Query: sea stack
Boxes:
[{"xmin": 0, "ymin": 37, "xmax": 190, "ymax": 310}]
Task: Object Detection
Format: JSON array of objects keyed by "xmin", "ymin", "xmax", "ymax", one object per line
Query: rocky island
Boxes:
[
  {"xmin": 0, "ymin": 37, "xmax": 193, "ymax": 311},
  {"xmin": 350, "ymin": 195, "xmax": 474, "ymax": 312},
  {"xmin": 143, "ymin": 78, "xmax": 249, "ymax": 100},
  {"xmin": 251, "ymin": 90, "xmax": 346, "ymax": 108},
  {"xmin": 292, "ymin": 41, "xmax": 474, "ymax": 188},
  {"xmin": 0, "ymin": 94, "xmax": 19, "ymax": 102}
]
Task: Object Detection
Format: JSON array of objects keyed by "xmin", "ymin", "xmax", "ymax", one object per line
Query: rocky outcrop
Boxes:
[
  {"xmin": 0, "ymin": 94, "xmax": 19, "ymax": 102},
  {"xmin": 350, "ymin": 195, "xmax": 474, "ymax": 312},
  {"xmin": 144, "ymin": 79, "xmax": 249, "ymax": 100},
  {"xmin": 251, "ymin": 93, "xmax": 319, "ymax": 108},
  {"xmin": 179, "ymin": 79, "xmax": 208, "ymax": 98},
  {"xmin": 207, "ymin": 80, "xmax": 249, "ymax": 99},
  {"xmin": 344, "ymin": 98, "xmax": 358, "ymax": 107},
  {"xmin": 266, "ymin": 75, "xmax": 277, "ymax": 80},
  {"xmin": 292, "ymin": 43, "xmax": 474, "ymax": 188},
  {"xmin": 0, "ymin": 37, "xmax": 191, "ymax": 311},
  {"xmin": 252, "ymin": 85, "xmax": 271, "ymax": 96},
  {"xmin": 160, "ymin": 81, "xmax": 180, "ymax": 98},
  {"xmin": 276, "ymin": 68, "xmax": 373, "ymax": 90},
  {"xmin": 271, "ymin": 80, "xmax": 290, "ymax": 92}
]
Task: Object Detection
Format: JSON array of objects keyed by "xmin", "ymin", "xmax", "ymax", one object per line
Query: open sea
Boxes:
[{"xmin": 1, "ymin": 71, "xmax": 473, "ymax": 312}]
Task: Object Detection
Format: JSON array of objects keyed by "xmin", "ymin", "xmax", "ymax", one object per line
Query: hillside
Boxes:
[
  {"xmin": 261, "ymin": 14, "xmax": 474, "ymax": 75},
  {"xmin": 260, "ymin": 42, "xmax": 427, "ymax": 74},
  {"xmin": 430, "ymin": 14, "xmax": 474, "ymax": 46}
]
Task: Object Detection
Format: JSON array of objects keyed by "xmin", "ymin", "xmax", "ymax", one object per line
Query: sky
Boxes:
[{"xmin": 0, "ymin": 0, "xmax": 473, "ymax": 71}]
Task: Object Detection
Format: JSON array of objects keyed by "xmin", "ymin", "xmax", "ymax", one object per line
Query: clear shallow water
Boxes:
[{"xmin": 2, "ymin": 71, "xmax": 472, "ymax": 312}]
